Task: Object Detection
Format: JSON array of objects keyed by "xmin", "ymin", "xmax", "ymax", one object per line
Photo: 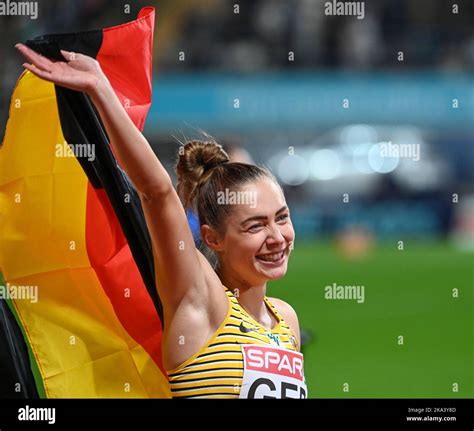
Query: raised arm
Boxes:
[{"xmin": 16, "ymin": 44, "xmax": 221, "ymax": 312}]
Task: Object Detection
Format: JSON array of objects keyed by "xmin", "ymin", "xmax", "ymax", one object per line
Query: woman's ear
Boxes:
[{"xmin": 201, "ymin": 224, "xmax": 224, "ymax": 251}]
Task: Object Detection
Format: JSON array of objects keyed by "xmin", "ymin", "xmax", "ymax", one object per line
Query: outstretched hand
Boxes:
[{"xmin": 15, "ymin": 43, "xmax": 107, "ymax": 95}]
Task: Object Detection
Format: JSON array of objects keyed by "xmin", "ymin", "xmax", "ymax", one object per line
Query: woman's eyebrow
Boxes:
[{"xmin": 275, "ymin": 205, "xmax": 288, "ymax": 215}]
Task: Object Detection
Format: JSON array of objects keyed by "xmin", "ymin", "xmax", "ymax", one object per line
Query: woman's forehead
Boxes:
[{"xmin": 227, "ymin": 180, "xmax": 287, "ymax": 219}]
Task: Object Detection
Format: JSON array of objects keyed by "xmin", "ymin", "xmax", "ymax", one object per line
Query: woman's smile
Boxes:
[{"xmin": 256, "ymin": 249, "xmax": 286, "ymax": 265}]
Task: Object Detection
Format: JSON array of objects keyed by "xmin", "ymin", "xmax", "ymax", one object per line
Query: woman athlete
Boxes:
[{"xmin": 16, "ymin": 44, "xmax": 307, "ymax": 398}]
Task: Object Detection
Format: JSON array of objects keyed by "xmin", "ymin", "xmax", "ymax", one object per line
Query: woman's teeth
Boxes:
[{"xmin": 256, "ymin": 251, "xmax": 284, "ymax": 262}]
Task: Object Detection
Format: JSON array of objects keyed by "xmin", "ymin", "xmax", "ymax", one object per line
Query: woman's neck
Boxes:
[{"xmin": 217, "ymin": 268, "xmax": 274, "ymax": 328}]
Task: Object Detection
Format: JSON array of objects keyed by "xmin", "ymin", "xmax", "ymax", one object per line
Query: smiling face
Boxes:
[{"xmin": 202, "ymin": 177, "xmax": 295, "ymax": 286}]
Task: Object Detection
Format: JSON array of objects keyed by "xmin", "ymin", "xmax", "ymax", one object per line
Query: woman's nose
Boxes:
[{"xmin": 266, "ymin": 224, "xmax": 285, "ymax": 244}]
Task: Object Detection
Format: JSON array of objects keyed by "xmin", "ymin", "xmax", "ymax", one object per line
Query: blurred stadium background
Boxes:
[{"xmin": 1, "ymin": 0, "xmax": 473, "ymax": 398}]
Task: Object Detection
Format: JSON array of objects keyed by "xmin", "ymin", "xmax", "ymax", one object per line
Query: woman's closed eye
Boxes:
[
  {"xmin": 247, "ymin": 214, "xmax": 289, "ymax": 232},
  {"xmin": 248, "ymin": 223, "xmax": 264, "ymax": 233}
]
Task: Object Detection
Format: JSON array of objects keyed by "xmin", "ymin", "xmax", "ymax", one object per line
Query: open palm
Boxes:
[{"xmin": 16, "ymin": 43, "xmax": 105, "ymax": 94}]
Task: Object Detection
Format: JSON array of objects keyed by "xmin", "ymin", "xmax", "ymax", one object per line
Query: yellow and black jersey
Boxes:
[{"xmin": 167, "ymin": 286, "xmax": 306, "ymax": 398}]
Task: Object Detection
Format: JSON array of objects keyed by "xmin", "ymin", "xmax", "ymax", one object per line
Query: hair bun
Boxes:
[{"xmin": 176, "ymin": 140, "xmax": 230, "ymax": 208}]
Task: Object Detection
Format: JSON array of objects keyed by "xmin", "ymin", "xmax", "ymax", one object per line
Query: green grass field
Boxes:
[{"xmin": 268, "ymin": 241, "xmax": 473, "ymax": 398}]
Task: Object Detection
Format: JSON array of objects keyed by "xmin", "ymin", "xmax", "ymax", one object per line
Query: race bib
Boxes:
[{"xmin": 240, "ymin": 344, "xmax": 307, "ymax": 398}]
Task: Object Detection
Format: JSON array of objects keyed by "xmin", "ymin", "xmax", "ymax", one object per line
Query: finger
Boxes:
[
  {"xmin": 22, "ymin": 63, "xmax": 53, "ymax": 81},
  {"xmin": 60, "ymin": 49, "xmax": 77, "ymax": 62},
  {"xmin": 16, "ymin": 43, "xmax": 52, "ymax": 71},
  {"xmin": 16, "ymin": 43, "xmax": 54, "ymax": 72}
]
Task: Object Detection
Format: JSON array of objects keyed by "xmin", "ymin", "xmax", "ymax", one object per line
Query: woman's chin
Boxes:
[
  {"xmin": 254, "ymin": 258, "xmax": 288, "ymax": 280},
  {"xmin": 266, "ymin": 269, "xmax": 287, "ymax": 280}
]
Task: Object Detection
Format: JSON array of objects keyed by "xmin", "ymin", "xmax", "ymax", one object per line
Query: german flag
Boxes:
[{"xmin": 0, "ymin": 7, "xmax": 170, "ymax": 398}]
